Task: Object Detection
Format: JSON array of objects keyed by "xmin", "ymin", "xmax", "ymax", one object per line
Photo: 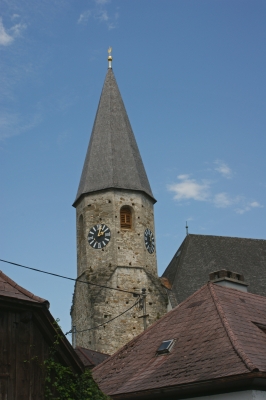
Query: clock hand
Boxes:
[{"xmin": 97, "ymin": 225, "xmax": 102, "ymax": 237}]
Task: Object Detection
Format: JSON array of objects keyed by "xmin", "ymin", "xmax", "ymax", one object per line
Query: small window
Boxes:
[
  {"xmin": 175, "ymin": 250, "xmax": 181, "ymax": 258},
  {"xmin": 254, "ymin": 322, "xmax": 266, "ymax": 334},
  {"xmin": 120, "ymin": 207, "xmax": 132, "ymax": 229},
  {"xmin": 157, "ymin": 339, "xmax": 175, "ymax": 355}
]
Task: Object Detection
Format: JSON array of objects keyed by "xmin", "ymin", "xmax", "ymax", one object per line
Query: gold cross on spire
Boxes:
[{"xmin": 108, "ymin": 47, "xmax": 112, "ymax": 68}]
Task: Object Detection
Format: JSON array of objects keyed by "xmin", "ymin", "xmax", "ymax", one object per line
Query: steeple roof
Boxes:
[{"xmin": 73, "ymin": 68, "xmax": 155, "ymax": 206}]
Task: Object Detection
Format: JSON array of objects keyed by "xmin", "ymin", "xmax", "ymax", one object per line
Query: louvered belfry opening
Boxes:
[{"xmin": 120, "ymin": 206, "xmax": 132, "ymax": 230}]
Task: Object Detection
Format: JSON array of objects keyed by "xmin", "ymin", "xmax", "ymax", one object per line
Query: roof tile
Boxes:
[
  {"xmin": 93, "ymin": 283, "xmax": 266, "ymax": 397},
  {"xmin": 0, "ymin": 270, "xmax": 49, "ymax": 306}
]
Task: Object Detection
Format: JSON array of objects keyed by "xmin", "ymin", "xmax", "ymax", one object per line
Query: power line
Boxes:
[
  {"xmin": 67, "ymin": 298, "xmax": 140, "ymax": 335},
  {"xmin": 0, "ymin": 259, "xmax": 140, "ymax": 296}
]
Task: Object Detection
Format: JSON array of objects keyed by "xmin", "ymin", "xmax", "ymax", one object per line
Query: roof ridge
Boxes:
[
  {"xmin": 208, "ymin": 282, "xmax": 258, "ymax": 372},
  {"xmin": 162, "ymin": 235, "xmax": 189, "ymax": 284},
  {"xmin": 107, "ymin": 74, "xmax": 115, "ymax": 188},
  {"xmin": 171, "ymin": 235, "xmax": 190, "ymax": 287},
  {"xmin": 0, "ymin": 270, "xmax": 49, "ymax": 305},
  {"xmin": 185, "ymin": 233, "xmax": 266, "ymax": 241},
  {"xmin": 172, "ymin": 282, "xmax": 209, "ymax": 308}
]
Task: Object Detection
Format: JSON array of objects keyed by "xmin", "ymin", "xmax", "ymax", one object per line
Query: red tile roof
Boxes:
[
  {"xmin": 0, "ymin": 270, "xmax": 49, "ymax": 306},
  {"xmin": 93, "ymin": 282, "xmax": 266, "ymax": 398}
]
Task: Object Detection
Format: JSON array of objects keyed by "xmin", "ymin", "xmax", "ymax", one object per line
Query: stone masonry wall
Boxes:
[
  {"xmin": 76, "ymin": 189, "xmax": 158, "ymax": 278},
  {"xmin": 71, "ymin": 189, "xmax": 168, "ymax": 354},
  {"xmin": 72, "ymin": 266, "xmax": 167, "ymax": 354}
]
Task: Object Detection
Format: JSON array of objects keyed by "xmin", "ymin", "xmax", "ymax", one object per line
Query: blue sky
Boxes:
[{"xmin": 1, "ymin": 0, "xmax": 266, "ymax": 335}]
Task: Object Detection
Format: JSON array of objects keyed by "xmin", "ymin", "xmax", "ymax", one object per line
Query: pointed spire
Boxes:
[{"xmin": 73, "ymin": 65, "xmax": 155, "ymax": 206}]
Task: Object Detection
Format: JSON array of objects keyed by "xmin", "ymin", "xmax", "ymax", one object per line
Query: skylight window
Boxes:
[
  {"xmin": 157, "ymin": 339, "xmax": 175, "ymax": 355},
  {"xmin": 253, "ymin": 322, "xmax": 266, "ymax": 334}
]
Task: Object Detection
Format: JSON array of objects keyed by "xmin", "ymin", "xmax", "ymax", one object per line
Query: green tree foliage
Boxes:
[
  {"xmin": 44, "ymin": 362, "xmax": 109, "ymax": 400},
  {"xmin": 44, "ymin": 320, "xmax": 109, "ymax": 400}
]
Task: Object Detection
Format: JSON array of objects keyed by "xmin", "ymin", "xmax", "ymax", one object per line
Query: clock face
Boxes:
[
  {"xmin": 144, "ymin": 228, "xmax": 155, "ymax": 254},
  {"xmin": 88, "ymin": 224, "xmax": 111, "ymax": 249}
]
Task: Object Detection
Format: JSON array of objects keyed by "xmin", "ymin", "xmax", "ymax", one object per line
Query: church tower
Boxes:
[{"xmin": 71, "ymin": 50, "xmax": 167, "ymax": 355}]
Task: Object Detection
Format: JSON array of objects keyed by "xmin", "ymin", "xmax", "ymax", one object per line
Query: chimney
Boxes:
[{"xmin": 209, "ymin": 269, "xmax": 248, "ymax": 292}]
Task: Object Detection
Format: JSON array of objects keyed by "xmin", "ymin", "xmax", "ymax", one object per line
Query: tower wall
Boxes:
[
  {"xmin": 76, "ymin": 189, "xmax": 158, "ymax": 278},
  {"xmin": 71, "ymin": 189, "xmax": 167, "ymax": 354},
  {"xmin": 71, "ymin": 266, "xmax": 167, "ymax": 354},
  {"xmin": 71, "ymin": 65, "xmax": 167, "ymax": 355}
]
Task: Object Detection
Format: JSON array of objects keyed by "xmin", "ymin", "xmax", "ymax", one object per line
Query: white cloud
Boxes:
[
  {"xmin": 236, "ymin": 207, "xmax": 250, "ymax": 214},
  {"xmin": 250, "ymin": 201, "xmax": 261, "ymax": 208},
  {"xmin": 78, "ymin": 0, "xmax": 118, "ymax": 29},
  {"xmin": 10, "ymin": 22, "xmax": 27, "ymax": 38},
  {"xmin": 215, "ymin": 160, "xmax": 232, "ymax": 178},
  {"xmin": 168, "ymin": 175, "xmax": 210, "ymax": 201},
  {"xmin": 78, "ymin": 10, "xmax": 91, "ymax": 24},
  {"xmin": 168, "ymin": 171, "xmax": 263, "ymax": 214},
  {"xmin": 177, "ymin": 174, "xmax": 190, "ymax": 180},
  {"xmin": 236, "ymin": 201, "xmax": 263, "ymax": 214},
  {"xmin": 107, "ymin": 22, "xmax": 115, "ymax": 30},
  {"xmin": 0, "ymin": 17, "xmax": 26, "ymax": 46},
  {"xmin": 0, "ymin": 110, "xmax": 42, "ymax": 140},
  {"xmin": 213, "ymin": 195, "xmax": 262, "ymax": 213},
  {"xmin": 213, "ymin": 192, "xmax": 239, "ymax": 208},
  {"xmin": 97, "ymin": 10, "xmax": 109, "ymax": 22},
  {"xmin": 0, "ymin": 18, "xmax": 14, "ymax": 46}
]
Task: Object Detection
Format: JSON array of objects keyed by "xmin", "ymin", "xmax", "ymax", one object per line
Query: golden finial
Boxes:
[{"xmin": 108, "ymin": 47, "xmax": 112, "ymax": 68}]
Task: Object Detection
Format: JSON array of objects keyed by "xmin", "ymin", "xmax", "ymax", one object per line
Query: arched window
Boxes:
[{"xmin": 120, "ymin": 206, "xmax": 132, "ymax": 230}]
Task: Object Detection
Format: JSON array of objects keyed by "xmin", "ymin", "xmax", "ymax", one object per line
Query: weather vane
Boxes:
[{"xmin": 108, "ymin": 47, "xmax": 112, "ymax": 68}]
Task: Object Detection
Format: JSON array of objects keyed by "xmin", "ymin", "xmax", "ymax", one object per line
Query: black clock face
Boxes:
[
  {"xmin": 144, "ymin": 228, "xmax": 155, "ymax": 254},
  {"xmin": 88, "ymin": 224, "xmax": 111, "ymax": 249}
]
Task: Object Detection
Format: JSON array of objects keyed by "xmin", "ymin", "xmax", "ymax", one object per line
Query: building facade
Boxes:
[
  {"xmin": 0, "ymin": 271, "xmax": 84, "ymax": 400},
  {"xmin": 71, "ymin": 54, "xmax": 167, "ymax": 354}
]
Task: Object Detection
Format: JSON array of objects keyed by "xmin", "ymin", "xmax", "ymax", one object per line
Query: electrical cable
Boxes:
[
  {"xmin": 0, "ymin": 259, "xmax": 140, "ymax": 296},
  {"xmin": 66, "ymin": 298, "xmax": 140, "ymax": 335}
]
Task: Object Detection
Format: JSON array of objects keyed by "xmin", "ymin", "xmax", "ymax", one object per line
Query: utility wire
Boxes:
[
  {"xmin": 0, "ymin": 259, "xmax": 140, "ymax": 296},
  {"xmin": 66, "ymin": 298, "xmax": 140, "ymax": 335},
  {"xmin": 0, "ymin": 258, "xmax": 145, "ymax": 336}
]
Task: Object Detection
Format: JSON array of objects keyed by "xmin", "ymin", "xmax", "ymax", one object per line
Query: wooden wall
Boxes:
[{"xmin": 0, "ymin": 301, "xmax": 79, "ymax": 400}]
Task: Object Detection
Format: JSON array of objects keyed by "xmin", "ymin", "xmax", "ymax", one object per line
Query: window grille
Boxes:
[{"xmin": 120, "ymin": 207, "xmax": 132, "ymax": 229}]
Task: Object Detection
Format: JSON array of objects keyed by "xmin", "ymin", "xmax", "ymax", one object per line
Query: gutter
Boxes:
[{"xmin": 110, "ymin": 372, "xmax": 266, "ymax": 400}]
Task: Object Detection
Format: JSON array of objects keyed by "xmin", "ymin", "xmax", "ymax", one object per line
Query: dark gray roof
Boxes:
[
  {"xmin": 75, "ymin": 346, "xmax": 110, "ymax": 369},
  {"xmin": 74, "ymin": 68, "xmax": 155, "ymax": 206},
  {"xmin": 163, "ymin": 234, "xmax": 266, "ymax": 304}
]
